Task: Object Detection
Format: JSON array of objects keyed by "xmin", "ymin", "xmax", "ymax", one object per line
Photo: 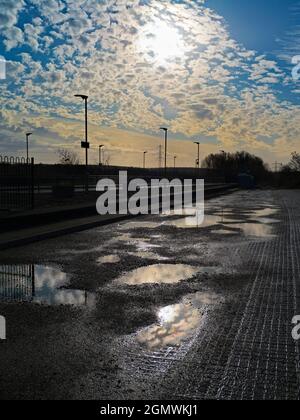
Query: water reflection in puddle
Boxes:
[
  {"xmin": 97, "ymin": 255, "xmax": 121, "ymax": 264},
  {"xmin": 119, "ymin": 221, "xmax": 163, "ymax": 230},
  {"xmin": 115, "ymin": 264, "xmax": 220, "ymax": 286},
  {"xmin": 165, "ymin": 205, "xmax": 280, "ymax": 238},
  {"xmin": 211, "ymin": 229, "xmax": 239, "ymax": 236},
  {"xmin": 213, "ymin": 207, "xmax": 279, "ymax": 221},
  {"xmin": 252, "ymin": 217, "xmax": 280, "ymax": 224},
  {"xmin": 252, "ymin": 208, "xmax": 279, "ymax": 218},
  {"xmin": 0, "ymin": 265, "xmax": 94, "ymax": 306},
  {"xmin": 167, "ymin": 214, "xmax": 221, "ymax": 229},
  {"xmin": 115, "ymin": 264, "xmax": 199, "ymax": 285},
  {"xmin": 137, "ymin": 291, "xmax": 222, "ymax": 350},
  {"xmin": 137, "ymin": 303, "xmax": 201, "ymax": 349},
  {"xmin": 226, "ymin": 223, "xmax": 275, "ymax": 238},
  {"xmin": 128, "ymin": 252, "xmax": 169, "ymax": 261}
]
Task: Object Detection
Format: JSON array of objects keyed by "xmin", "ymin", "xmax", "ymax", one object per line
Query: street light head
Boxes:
[
  {"xmin": 160, "ymin": 127, "xmax": 168, "ymax": 132},
  {"xmin": 74, "ymin": 94, "xmax": 88, "ymax": 100},
  {"xmin": 26, "ymin": 132, "xmax": 33, "ymax": 137},
  {"xmin": 194, "ymin": 142, "xmax": 200, "ymax": 145}
]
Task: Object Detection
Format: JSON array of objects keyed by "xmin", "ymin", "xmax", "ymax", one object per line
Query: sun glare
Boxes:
[{"xmin": 138, "ymin": 20, "xmax": 185, "ymax": 65}]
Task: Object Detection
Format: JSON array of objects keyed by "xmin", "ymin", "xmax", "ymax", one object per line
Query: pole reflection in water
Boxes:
[{"xmin": 0, "ymin": 265, "xmax": 94, "ymax": 307}]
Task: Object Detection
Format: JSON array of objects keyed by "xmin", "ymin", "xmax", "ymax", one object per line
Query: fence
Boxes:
[
  {"xmin": 0, "ymin": 265, "xmax": 35, "ymax": 302},
  {"xmin": 0, "ymin": 156, "xmax": 34, "ymax": 211}
]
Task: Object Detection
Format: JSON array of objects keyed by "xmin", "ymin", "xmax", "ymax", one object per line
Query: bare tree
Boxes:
[
  {"xmin": 287, "ymin": 152, "xmax": 300, "ymax": 172},
  {"xmin": 57, "ymin": 149, "xmax": 81, "ymax": 165}
]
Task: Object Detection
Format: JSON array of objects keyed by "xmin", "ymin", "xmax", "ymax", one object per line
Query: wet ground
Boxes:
[{"xmin": 0, "ymin": 190, "xmax": 299, "ymax": 400}]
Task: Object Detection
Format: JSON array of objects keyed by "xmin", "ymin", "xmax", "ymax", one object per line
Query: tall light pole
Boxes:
[
  {"xmin": 99, "ymin": 145, "xmax": 104, "ymax": 166},
  {"xmin": 174, "ymin": 155, "xmax": 177, "ymax": 168},
  {"xmin": 75, "ymin": 94, "xmax": 89, "ymax": 192},
  {"xmin": 160, "ymin": 127, "xmax": 168, "ymax": 175},
  {"xmin": 194, "ymin": 142, "xmax": 200, "ymax": 169},
  {"xmin": 26, "ymin": 132, "xmax": 32, "ymax": 162},
  {"xmin": 143, "ymin": 151, "xmax": 148, "ymax": 169},
  {"xmin": 74, "ymin": 95, "xmax": 89, "ymax": 167}
]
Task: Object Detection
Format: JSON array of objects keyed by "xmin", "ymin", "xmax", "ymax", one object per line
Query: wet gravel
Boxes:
[{"xmin": 1, "ymin": 190, "xmax": 298, "ymax": 400}]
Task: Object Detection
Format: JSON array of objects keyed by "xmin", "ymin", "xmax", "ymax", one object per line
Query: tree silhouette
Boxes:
[
  {"xmin": 57, "ymin": 149, "xmax": 81, "ymax": 165},
  {"xmin": 202, "ymin": 151, "xmax": 268, "ymax": 182},
  {"xmin": 282, "ymin": 152, "xmax": 300, "ymax": 172}
]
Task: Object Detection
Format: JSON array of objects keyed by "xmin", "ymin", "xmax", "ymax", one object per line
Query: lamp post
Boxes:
[
  {"xmin": 143, "ymin": 151, "xmax": 148, "ymax": 169},
  {"xmin": 74, "ymin": 95, "xmax": 89, "ymax": 166},
  {"xmin": 99, "ymin": 145, "xmax": 104, "ymax": 166},
  {"xmin": 174, "ymin": 155, "xmax": 177, "ymax": 169},
  {"xmin": 26, "ymin": 132, "xmax": 32, "ymax": 162},
  {"xmin": 194, "ymin": 142, "xmax": 200, "ymax": 169},
  {"xmin": 160, "ymin": 127, "xmax": 168, "ymax": 176},
  {"xmin": 75, "ymin": 94, "xmax": 89, "ymax": 192}
]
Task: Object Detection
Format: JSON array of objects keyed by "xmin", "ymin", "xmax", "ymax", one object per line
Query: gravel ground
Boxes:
[{"xmin": 0, "ymin": 190, "xmax": 299, "ymax": 400}]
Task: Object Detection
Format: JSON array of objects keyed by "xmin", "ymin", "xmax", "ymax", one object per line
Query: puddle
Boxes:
[
  {"xmin": 118, "ymin": 221, "xmax": 163, "ymax": 230},
  {"xmin": 0, "ymin": 265, "xmax": 94, "ymax": 306},
  {"xmin": 137, "ymin": 302, "xmax": 201, "ymax": 350},
  {"xmin": 111, "ymin": 233, "xmax": 132, "ymax": 243},
  {"xmin": 137, "ymin": 291, "xmax": 222, "ymax": 350},
  {"xmin": 161, "ymin": 208, "xmax": 198, "ymax": 217},
  {"xmin": 114, "ymin": 264, "xmax": 199, "ymax": 285},
  {"xmin": 114, "ymin": 264, "xmax": 220, "ymax": 286},
  {"xmin": 97, "ymin": 255, "xmax": 121, "ymax": 264},
  {"xmin": 252, "ymin": 217, "xmax": 280, "ymax": 224},
  {"xmin": 211, "ymin": 229, "xmax": 240, "ymax": 236},
  {"xmin": 166, "ymin": 211, "xmax": 247, "ymax": 229},
  {"xmin": 226, "ymin": 223, "xmax": 275, "ymax": 238},
  {"xmin": 167, "ymin": 214, "xmax": 221, "ymax": 229},
  {"xmin": 128, "ymin": 252, "xmax": 170, "ymax": 261},
  {"xmin": 136, "ymin": 241, "xmax": 161, "ymax": 252},
  {"xmin": 251, "ymin": 208, "xmax": 279, "ymax": 218}
]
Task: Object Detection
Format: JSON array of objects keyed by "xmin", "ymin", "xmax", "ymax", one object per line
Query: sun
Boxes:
[{"xmin": 138, "ymin": 19, "xmax": 185, "ymax": 65}]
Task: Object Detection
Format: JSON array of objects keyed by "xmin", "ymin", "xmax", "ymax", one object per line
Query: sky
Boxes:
[{"xmin": 0, "ymin": 0, "xmax": 299, "ymax": 167}]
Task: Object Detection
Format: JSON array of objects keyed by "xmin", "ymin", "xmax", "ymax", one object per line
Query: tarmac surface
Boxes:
[{"xmin": 0, "ymin": 190, "xmax": 299, "ymax": 400}]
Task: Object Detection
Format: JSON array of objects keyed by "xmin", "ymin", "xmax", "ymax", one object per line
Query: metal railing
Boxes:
[
  {"xmin": 0, "ymin": 265, "xmax": 35, "ymax": 302},
  {"xmin": 0, "ymin": 156, "xmax": 34, "ymax": 211}
]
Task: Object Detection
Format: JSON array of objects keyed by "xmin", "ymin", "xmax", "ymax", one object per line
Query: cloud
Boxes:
[{"xmin": 0, "ymin": 0, "xmax": 24, "ymax": 29}]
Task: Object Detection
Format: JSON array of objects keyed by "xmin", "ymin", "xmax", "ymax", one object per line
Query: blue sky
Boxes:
[
  {"xmin": 0, "ymin": 0, "xmax": 299, "ymax": 166},
  {"xmin": 207, "ymin": 0, "xmax": 294, "ymax": 51}
]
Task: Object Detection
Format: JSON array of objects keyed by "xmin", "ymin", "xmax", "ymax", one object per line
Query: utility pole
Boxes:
[
  {"xmin": 160, "ymin": 127, "xmax": 168, "ymax": 176},
  {"xmin": 143, "ymin": 151, "xmax": 148, "ymax": 169},
  {"xmin": 26, "ymin": 133, "xmax": 32, "ymax": 162},
  {"xmin": 194, "ymin": 142, "xmax": 200, "ymax": 169},
  {"xmin": 99, "ymin": 145, "xmax": 104, "ymax": 166},
  {"xmin": 273, "ymin": 162, "xmax": 283, "ymax": 173}
]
